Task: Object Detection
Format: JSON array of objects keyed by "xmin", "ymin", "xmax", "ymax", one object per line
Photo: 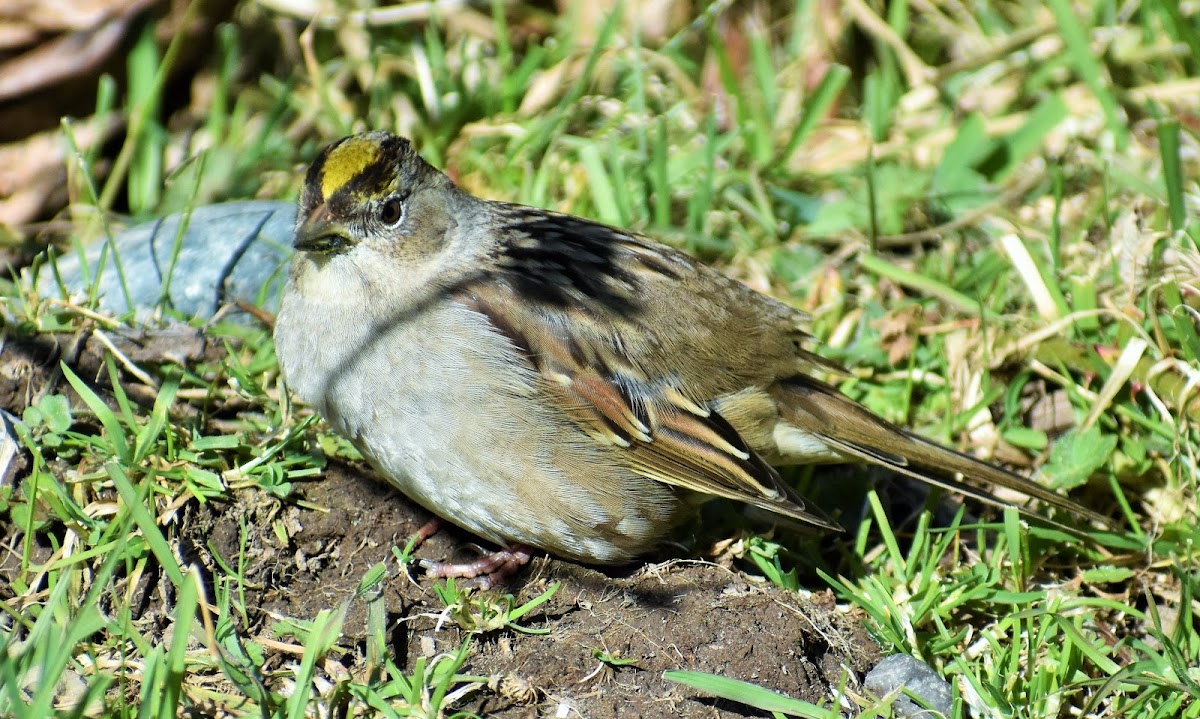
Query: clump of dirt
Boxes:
[{"xmin": 185, "ymin": 463, "xmax": 881, "ymax": 717}]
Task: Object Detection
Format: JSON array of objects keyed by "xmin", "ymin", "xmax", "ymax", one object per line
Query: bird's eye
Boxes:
[{"xmin": 379, "ymin": 197, "xmax": 403, "ymax": 226}]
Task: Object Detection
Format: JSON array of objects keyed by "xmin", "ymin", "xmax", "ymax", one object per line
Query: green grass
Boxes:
[{"xmin": 2, "ymin": 0, "xmax": 1199, "ymax": 717}]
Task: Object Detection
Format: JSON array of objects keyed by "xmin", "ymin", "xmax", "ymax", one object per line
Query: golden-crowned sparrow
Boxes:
[{"xmin": 274, "ymin": 131, "xmax": 1106, "ymax": 582}]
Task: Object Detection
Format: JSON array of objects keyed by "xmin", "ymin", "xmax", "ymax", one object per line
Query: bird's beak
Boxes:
[{"xmin": 294, "ymin": 204, "xmax": 354, "ymax": 253}]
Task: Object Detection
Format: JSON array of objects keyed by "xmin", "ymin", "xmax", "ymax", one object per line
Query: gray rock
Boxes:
[
  {"xmin": 864, "ymin": 653, "xmax": 954, "ymax": 717},
  {"xmin": 39, "ymin": 200, "xmax": 294, "ymax": 320}
]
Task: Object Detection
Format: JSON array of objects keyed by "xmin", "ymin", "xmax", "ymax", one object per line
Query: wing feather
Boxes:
[{"xmin": 457, "ymin": 280, "xmax": 841, "ymax": 532}]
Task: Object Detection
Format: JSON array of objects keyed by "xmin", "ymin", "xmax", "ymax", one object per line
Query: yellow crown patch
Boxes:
[{"xmin": 320, "ymin": 136, "xmax": 381, "ymax": 200}]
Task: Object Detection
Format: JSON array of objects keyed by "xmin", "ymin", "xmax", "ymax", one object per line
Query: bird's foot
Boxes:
[
  {"xmin": 411, "ymin": 517, "xmax": 444, "ymax": 546},
  {"xmin": 420, "ymin": 545, "xmax": 533, "ymax": 590}
]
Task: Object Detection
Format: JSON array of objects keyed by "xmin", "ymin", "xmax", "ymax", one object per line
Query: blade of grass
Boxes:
[
  {"xmin": 18, "ymin": 567, "xmax": 109, "ymax": 719},
  {"xmin": 1163, "ymin": 283, "xmax": 1200, "ymax": 361},
  {"xmin": 577, "ymin": 142, "xmax": 621, "ymax": 225},
  {"xmin": 779, "ymin": 64, "xmax": 850, "ymax": 169},
  {"xmin": 125, "ymin": 23, "xmax": 164, "ymax": 214},
  {"xmin": 858, "ymin": 253, "xmax": 995, "ymax": 319},
  {"xmin": 133, "ymin": 371, "xmax": 179, "ymax": 464},
  {"xmin": 686, "ymin": 113, "xmax": 719, "ymax": 235},
  {"xmin": 519, "ymin": 7, "xmax": 622, "ymax": 161},
  {"xmin": 1045, "ymin": 0, "xmax": 1127, "ymax": 149},
  {"xmin": 651, "ymin": 118, "xmax": 670, "ymax": 229},
  {"xmin": 663, "ymin": 671, "xmax": 838, "ymax": 718},
  {"xmin": 108, "ymin": 462, "xmax": 185, "ymax": 587},
  {"xmin": 284, "ymin": 607, "xmax": 347, "ymax": 719},
  {"xmin": 999, "ymin": 233, "xmax": 1068, "ymax": 321},
  {"xmin": 867, "ymin": 490, "xmax": 907, "ymax": 578},
  {"xmin": 61, "ymin": 362, "xmax": 130, "ymax": 464},
  {"xmin": 98, "ymin": 0, "xmax": 201, "ymax": 211},
  {"xmin": 1157, "ymin": 118, "xmax": 1187, "ymax": 238},
  {"xmin": 161, "ymin": 568, "xmax": 202, "ymax": 718},
  {"xmin": 1154, "ymin": 0, "xmax": 1200, "ymax": 69},
  {"xmin": 988, "ymin": 93, "xmax": 1068, "ymax": 182}
]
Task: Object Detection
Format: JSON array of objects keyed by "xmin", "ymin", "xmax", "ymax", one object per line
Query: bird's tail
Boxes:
[{"xmin": 769, "ymin": 376, "xmax": 1111, "ymax": 530}]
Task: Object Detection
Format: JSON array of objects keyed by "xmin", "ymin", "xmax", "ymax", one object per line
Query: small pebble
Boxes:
[{"xmin": 864, "ymin": 653, "xmax": 954, "ymax": 717}]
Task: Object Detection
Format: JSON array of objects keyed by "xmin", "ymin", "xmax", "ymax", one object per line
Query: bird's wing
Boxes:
[{"xmin": 451, "ymin": 205, "xmax": 840, "ymax": 530}]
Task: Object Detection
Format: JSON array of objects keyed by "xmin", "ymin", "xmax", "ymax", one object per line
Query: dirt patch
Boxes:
[
  {"xmin": 184, "ymin": 463, "xmax": 881, "ymax": 717},
  {"xmin": 460, "ymin": 562, "xmax": 877, "ymax": 718}
]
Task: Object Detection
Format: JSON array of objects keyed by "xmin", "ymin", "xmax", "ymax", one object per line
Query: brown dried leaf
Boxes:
[
  {"xmin": 519, "ymin": 57, "xmax": 578, "ymax": 116},
  {"xmin": 0, "ymin": 15, "xmax": 129, "ymax": 101},
  {"xmin": 872, "ymin": 304, "xmax": 922, "ymax": 366},
  {"xmin": 0, "ymin": 116, "xmax": 121, "ymax": 228},
  {"xmin": 1024, "ymin": 388, "xmax": 1076, "ymax": 435},
  {"xmin": 0, "ymin": 0, "xmax": 134, "ymax": 33}
]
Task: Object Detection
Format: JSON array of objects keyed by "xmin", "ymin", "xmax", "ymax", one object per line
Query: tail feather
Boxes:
[{"xmin": 769, "ymin": 377, "xmax": 1111, "ymax": 530}]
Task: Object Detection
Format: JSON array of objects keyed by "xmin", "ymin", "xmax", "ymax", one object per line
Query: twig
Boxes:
[
  {"xmin": 92, "ymin": 330, "xmax": 159, "ymax": 388},
  {"xmin": 262, "ymin": 0, "xmax": 471, "ymax": 27},
  {"xmin": 935, "ymin": 21, "xmax": 1057, "ymax": 82}
]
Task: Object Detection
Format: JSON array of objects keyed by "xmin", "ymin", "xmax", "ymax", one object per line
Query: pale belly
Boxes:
[{"xmin": 275, "ymin": 294, "xmax": 680, "ymax": 562}]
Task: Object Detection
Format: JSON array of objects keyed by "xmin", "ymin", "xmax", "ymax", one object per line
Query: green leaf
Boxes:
[
  {"xmin": 858, "ymin": 253, "xmax": 993, "ymax": 319},
  {"xmin": 1082, "ymin": 566, "xmax": 1136, "ymax": 584},
  {"xmin": 37, "ymin": 395, "xmax": 74, "ymax": 433},
  {"xmin": 1158, "ymin": 119, "xmax": 1190, "ymax": 241},
  {"xmin": 507, "ymin": 581, "xmax": 560, "ymax": 623},
  {"xmin": 980, "ymin": 93, "xmax": 1068, "ymax": 182},
  {"xmin": 21, "ymin": 405, "xmax": 45, "ymax": 429},
  {"xmin": 1002, "ymin": 426, "xmax": 1049, "ymax": 451},
  {"xmin": 133, "ymin": 371, "xmax": 179, "ymax": 463},
  {"xmin": 285, "ymin": 607, "xmax": 347, "ymax": 719},
  {"xmin": 191, "ymin": 434, "xmax": 242, "ymax": 451},
  {"xmin": 593, "ymin": 649, "xmax": 639, "ymax": 667},
  {"xmin": 161, "ymin": 569, "xmax": 201, "ymax": 719},
  {"xmin": 747, "ymin": 536, "xmax": 800, "ymax": 591},
  {"xmin": 780, "ymin": 64, "xmax": 850, "ymax": 167},
  {"xmin": 1041, "ymin": 426, "xmax": 1117, "ymax": 490},
  {"xmin": 577, "ymin": 142, "xmax": 621, "ymax": 226}
]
